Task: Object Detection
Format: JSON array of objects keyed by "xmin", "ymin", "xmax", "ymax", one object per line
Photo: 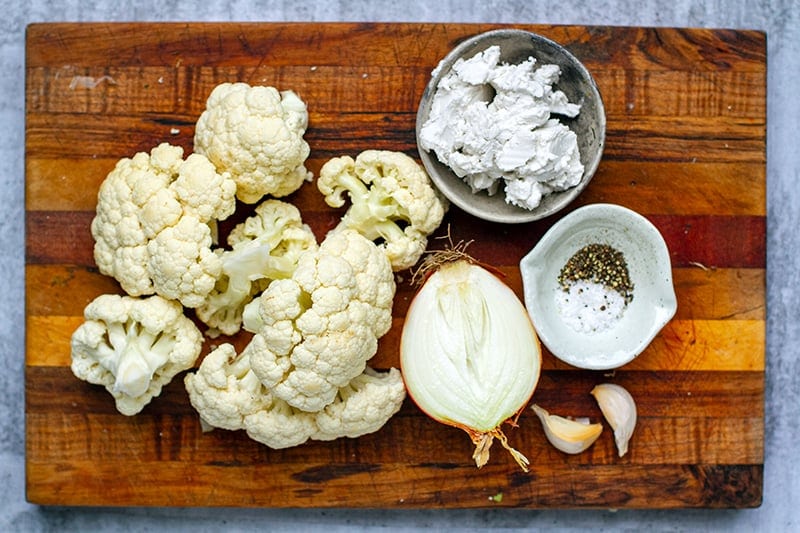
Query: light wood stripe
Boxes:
[{"xmin": 27, "ymin": 314, "xmax": 764, "ymax": 372}]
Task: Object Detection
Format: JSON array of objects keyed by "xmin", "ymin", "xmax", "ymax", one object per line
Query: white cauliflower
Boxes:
[
  {"xmin": 185, "ymin": 343, "xmax": 317, "ymax": 449},
  {"xmin": 196, "ymin": 199, "xmax": 318, "ymax": 337},
  {"xmin": 71, "ymin": 294, "xmax": 203, "ymax": 416},
  {"xmin": 194, "ymin": 82, "xmax": 312, "ymax": 204},
  {"xmin": 244, "ymin": 229, "xmax": 395, "ymax": 412},
  {"xmin": 313, "ymin": 367, "xmax": 406, "ymax": 440},
  {"xmin": 91, "ymin": 143, "xmax": 236, "ymax": 308},
  {"xmin": 184, "ymin": 343, "xmax": 272, "ymax": 431},
  {"xmin": 185, "ymin": 343, "xmax": 405, "ymax": 449},
  {"xmin": 317, "ymin": 150, "xmax": 448, "ymax": 271},
  {"xmin": 243, "ymin": 395, "xmax": 319, "ymax": 450}
]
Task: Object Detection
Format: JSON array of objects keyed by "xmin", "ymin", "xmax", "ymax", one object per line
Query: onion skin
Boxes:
[{"xmin": 400, "ymin": 259, "xmax": 542, "ymax": 471}]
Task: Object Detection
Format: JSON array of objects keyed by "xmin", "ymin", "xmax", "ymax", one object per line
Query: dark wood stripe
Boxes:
[
  {"xmin": 25, "ymin": 209, "xmax": 766, "ymax": 269},
  {"xmin": 26, "ymin": 366, "xmax": 764, "ymax": 421},
  {"xmin": 26, "ymin": 23, "xmax": 766, "ymax": 72},
  {"xmin": 24, "ymin": 459, "xmax": 762, "ymax": 508},
  {"xmin": 24, "ymin": 111, "xmax": 765, "ymax": 164}
]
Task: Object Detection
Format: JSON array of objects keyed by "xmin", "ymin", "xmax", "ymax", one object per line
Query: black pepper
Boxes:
[{"xmin": 558, "ymin": 243, "xmax": 634, "ymax": 303}]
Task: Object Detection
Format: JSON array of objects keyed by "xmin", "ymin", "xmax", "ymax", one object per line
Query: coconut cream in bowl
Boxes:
[
  {"xmin": 415, "ymin": 29, "xmax": 605, "ymax": 224},
  {"xmin": 520, "ymin": 203, "xmax": 677, "ymax": 370}
]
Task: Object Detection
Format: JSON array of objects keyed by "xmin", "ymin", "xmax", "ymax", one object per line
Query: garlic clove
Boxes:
[
  {"xmin": 531, "ymin": 404, "xmax": 603, "ymax": 455},
  {"xmin": 591, "ymin": 383, "xmax": 637, "ymax": 457}
]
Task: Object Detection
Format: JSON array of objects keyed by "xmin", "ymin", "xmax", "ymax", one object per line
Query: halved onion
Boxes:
[{"xmin": 400, "ymin": 258, "xmax": 542, "ymax": 471}]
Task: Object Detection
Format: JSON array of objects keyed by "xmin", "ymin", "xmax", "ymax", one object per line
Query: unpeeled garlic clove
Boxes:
[
  {"xmin": 591, "ymin": 383, "xmax": 637, "ymax": 457},
  {"xmin": 531, "ymin": 404, "xmax": 603, "ymax": 454}
]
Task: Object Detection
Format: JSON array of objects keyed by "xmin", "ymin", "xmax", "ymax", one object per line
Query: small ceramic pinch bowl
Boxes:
[
  {"xmin": 520, "ymin": 203, "xmax": 677, "ymax": 370},
  {"xmin": 415, "ymin": 28, "xmax": 606, "ymax": 224}
]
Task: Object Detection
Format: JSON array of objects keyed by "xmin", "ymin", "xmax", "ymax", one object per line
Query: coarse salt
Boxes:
[{"xmin": 556, "ymin": 279, "xmax": 626, "ymax": 334}]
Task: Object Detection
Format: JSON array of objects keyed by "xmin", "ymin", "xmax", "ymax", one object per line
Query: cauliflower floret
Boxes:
[
  {"xmin": 194, "ymin": 82, "xmax": 312, "ymax": 204},
  {"xmin": 313, "ymin": 367, "xmax": 406, "ymax": 440},
  {"xmin": 91, "ymin": 143, "xmax": 236, "ymax": 307},
  {"xmin": 146, "ymin": 215, "xmax": 221, "ymax": 308},
  {"xmin": 246, "ymin": 229, "xmax": 395, "ymax": 412},
  {"xmin": 243, "ymin": 396, "xmax": 318, "ymax": 450},
  {"xmin": 172, "ymin": 151, "xmax": 243, "ymax": 222},
  {"xmin": 185, "ymin": 344, "xmax": 405, "ymax": 449},
  {"xmin": 71, "ymin": 294, "xmax": 203, "ymax": 416},
  {"xmin": 184, "ymin": 343, "xmax": 272, "ymax": 431},
  {"xmin": 299, "ymin": 227, "xmax": 395, "ymax": 338},
  {"xmin": 186, "ymin": 342, "xmax": 317, "ymax": 448},
  {"xmin": 318, "ymin": 150, "xmax": 448, "ymax": 271},
  {"xmin": 196, "ymin": 199, "xmax": 318, "ymax": 337}
]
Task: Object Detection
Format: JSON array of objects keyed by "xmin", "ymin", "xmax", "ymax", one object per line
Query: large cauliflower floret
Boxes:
[
  {"xmin": 245, "ymin": 229, "xmax": 396, "ymax": 412},
  {"xmin": 196, "ymin": 199, "xmax": 318, "ymax": 337},
  {"xmin": 317, "ymin": 150, "xmax": 448, "ymax": 271},
  {"xmin": 194, "ymin": 82, "xmax": 312, "ymax": 204},
  {"xmin": 71, "ymin": 294, "xmax": 203, "ymax": 416},
  {"xmin": 299, "ymin": 227, "xmax": 395, "ymax": 339},
  {"xmin": 184, "ymin": 344, "xmax": 405, "ymax": 449},
  {"xmin": 91, "ymin": 143, "xmax": 236, "ymax": 307}
]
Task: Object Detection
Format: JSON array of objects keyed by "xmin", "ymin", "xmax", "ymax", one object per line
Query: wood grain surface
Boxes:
[{"xmin": 25, "ymin": 22, "xmax": 766, "ymax": 508}]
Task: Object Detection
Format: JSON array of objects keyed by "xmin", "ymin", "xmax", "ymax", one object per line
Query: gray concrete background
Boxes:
[{"xmin": 3, "ymin": 0, "xmax": 797, "ymax": 530}]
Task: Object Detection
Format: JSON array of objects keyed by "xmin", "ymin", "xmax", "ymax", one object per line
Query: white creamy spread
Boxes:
[{"xmin": 419, "ymin": 45, "xmax": 584, "ymax": 210}]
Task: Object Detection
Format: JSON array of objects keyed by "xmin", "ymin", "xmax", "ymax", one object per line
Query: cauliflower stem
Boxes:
[
  {"xmin": 101, "ymin": 319, "xmax": 175, "ymax": 397},
  {"xmin": 197, "ymin": 199, "xmax": 318, "ymax": 337},
  {"xmin": 327, "ymin": 170, "xmax": 409, "ymax": 244}
]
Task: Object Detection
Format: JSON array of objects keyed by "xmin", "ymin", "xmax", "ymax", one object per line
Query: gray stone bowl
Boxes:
[{"xmin": 415, "ymin": 29, "xmax": 606, "ymax": 224}]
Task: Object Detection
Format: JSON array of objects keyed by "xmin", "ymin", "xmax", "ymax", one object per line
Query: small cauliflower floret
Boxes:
[
  {"xmin": 91, "ymin": 143, "xmax": 236, "ymax": 307},
  {"xmin": 317, "ymin": 150, "xmax": 448, "ymax": 271},
  {"xmin": 194, "ymin": 82, "xmax": 312, "ymax": 204},
  {"xmin": 185, "ymin": 344, "xmax": 405, "ymax": 449},
  {"xmin": 243, "ymin": 396, "xmax": 318, "ymax": 450},
  {"xmin": 184, "ymin": 341, "xmax": 317, "ymax": 449},
  {"xmin": 313, "ymin": 367, "xmax": 406, "ymax": 440},
  {"xmin": 70, "ymin": 294, "xmax": 203, "ymax": 416},
  {"xmin": 246, "ymin": 229, "xmax": 396, "ymax": 412},
  {"xmin": 184, "ymin": 343, "xmax": 272, "ymax": 431},
  {"xmin": 196, "ymin": 199, "xmax": 318, "ymax": 337},
  {"xmin": 172, "ymin": 152, "xmax": 242, "ymax": 222}
]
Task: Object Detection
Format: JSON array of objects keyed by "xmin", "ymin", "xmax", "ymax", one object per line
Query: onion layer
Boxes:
[{"xmin": 400, "ymin": 258, "xmax": 542, "ymax": 471}]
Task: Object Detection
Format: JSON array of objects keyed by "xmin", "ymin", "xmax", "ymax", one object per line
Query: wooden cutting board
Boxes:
[{"xmin": 25, "ymin": 22, "xmax": 766, "ymax": 508}]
